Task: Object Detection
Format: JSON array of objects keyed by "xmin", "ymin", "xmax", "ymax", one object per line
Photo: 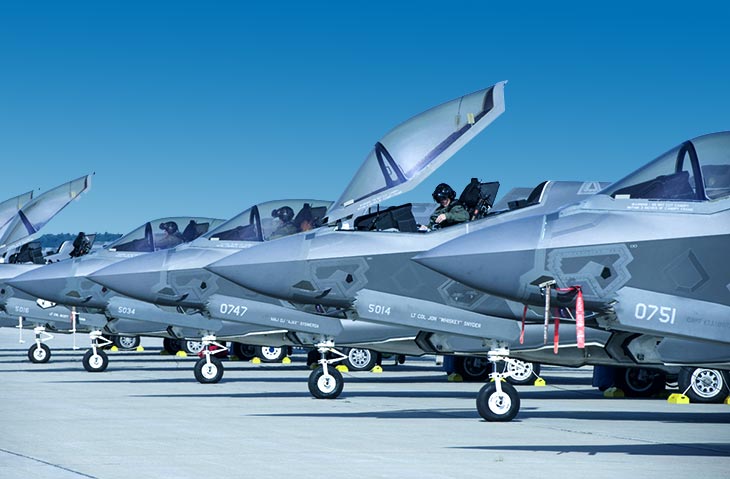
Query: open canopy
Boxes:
[
  {"xmin": 326, "ymin": 81, "xmax": 506, "ymax": 224},
  {"xmin": 0, "ymin": 190, "xmax": 33, "ymax": 230},
  {"xmin": 0, "ymin": 175, "xmax": 92, "ymax": 252},
  {"xmin": 602, "ymin": 131, "xmax": 730, "ymax": 201}
]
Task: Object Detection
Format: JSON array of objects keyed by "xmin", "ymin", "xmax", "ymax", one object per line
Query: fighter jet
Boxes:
[
  {"xmin": 412, "ymin": 131, "xmax": 730, "ymax": 412},
  {"xmin": 6, "ymin": 215, "xmax": 227, "ymax": 368}
]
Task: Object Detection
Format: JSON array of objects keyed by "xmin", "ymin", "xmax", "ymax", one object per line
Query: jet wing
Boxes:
[
  {"xmin": 0, "ymin": 190, "xmax": 34, "ymax": 230},
  {"xmin": 0, "ymin": 174, "xmax": 92, "ymax": 253},
  {"xmin": 326, "ymin": 81, "xmax": 506, "ymax": 225}
]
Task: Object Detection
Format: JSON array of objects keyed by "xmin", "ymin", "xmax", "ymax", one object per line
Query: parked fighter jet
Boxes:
[
  {"xmin": 6, "ymin": 215, "xmax": 226, "ymax": 367},
  {"xmin": 413, "ymin": 131, "xmax": 730, "ymax": 413}
]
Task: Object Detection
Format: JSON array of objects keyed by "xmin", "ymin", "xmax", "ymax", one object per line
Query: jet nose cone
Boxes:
[
  {"xmin": 413, "ymin": 215, "xmax": 544, "ymax": 303},
  {"xmin": 89, "ymin": 251, "xmax": 167, "ymax": 303},
  {"xmin": 7, "ymin": 260, "xmax": 78, "ymax": 303},
  {"xmin": 205, "ymin": 235, "xmax": 306, "ymax": 301}
]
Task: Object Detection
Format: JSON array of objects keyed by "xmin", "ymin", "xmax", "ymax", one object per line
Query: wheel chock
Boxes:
[
  {"xmin": 724, "ymin": 396, "xmax": 730, "ymax": 405},
  {"xmin": 135, "ymin": 346, "xmax": 144, "ymax": 352},
  {"xmin": 603, "ymin": 387, "xmax": 625, "ymax": 398},
  {"xmin": 533, "ymin": 378, "xmax": 547, "ymax": 387},
  {"xmin": 335, "ymin": 364, "xmax": 349, "ymax": 373},
  {"xmin": 175, "ymin": 351, "xmax": 188, "ymax": 358},
  {"xmin": 110, "ymin": 346, "xmax": 119, "ymax": 352},
  {"xmin": 309, "ymin": 363, "xmax": 318, "ymax": 370},
  {"xmin": 282, "ymin": 357, "xmax": 291, "ymax": 364},
  {"xmin": 447, "ymin": 373, "xmax": 463, "ymax": 382},
  {"xmin": 667, "ymin": 393, "xmax": 690, "ymax": 404},
  {"xmin": 251, "ymin": 357, "xmax": 261, "ymax": 364},
  {"xmin": 160, "ymin": 350, "xmax": 170, "ymax": 355},
  {"xmin": 229, "ymin": 355, "xmax": 240, "ymax": 361},
  {"xmin": 370, "ymin": 365, "xmax": 383, "ymax": 374}
]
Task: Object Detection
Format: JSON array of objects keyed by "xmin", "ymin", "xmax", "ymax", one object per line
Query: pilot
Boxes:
[
  {"xmin": 69, "ymin": 232, "xmax": 91, "ymax": 257},
  {"xmin": 157, "ymin": 221, "xmax": 184, "ymax": 249},
  {"xmin": 421, "ymin": 183, "xmax": 469, "ymax": 231},
  {"xmin": 269, "ymin": 206, "xmax": 298, "ymax": 239}
]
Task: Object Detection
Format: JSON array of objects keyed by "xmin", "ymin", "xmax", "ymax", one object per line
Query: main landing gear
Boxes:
[
  {"xmin": 476, "ymin": 344, "xmax": 521, "ymax": 422},
  {"xmin": 308, "ymin": 338, "xmax": 346, "ymax": 399},
  {"xmin": 82, "ymin": 331, "xmax": 112, "ymax": 372},
  {"xmin": 193, "ymin": 335, "xmax": 227, "ymax": 384},
  {"xmin": 27, "ymin": 326, "xmax": 53, "ymax": 364}
]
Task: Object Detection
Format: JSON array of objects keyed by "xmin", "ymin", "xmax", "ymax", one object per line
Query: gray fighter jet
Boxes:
[
  {"xmin": 412, "ymin": 131, "xmax": 730, "ymax": 412},
  {"xmin": 6, "ymin": 215, "xmax": 226, "ymax": 367}
]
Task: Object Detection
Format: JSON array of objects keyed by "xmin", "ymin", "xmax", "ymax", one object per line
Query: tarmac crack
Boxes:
[{"xmin": 0, "ymin": 447, "xmax": 98, "ymax": 478}]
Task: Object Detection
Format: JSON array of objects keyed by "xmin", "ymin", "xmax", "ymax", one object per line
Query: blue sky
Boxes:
[{"xmin": 1, "ymin": 1, "xmax": 728, "ymax": 234}]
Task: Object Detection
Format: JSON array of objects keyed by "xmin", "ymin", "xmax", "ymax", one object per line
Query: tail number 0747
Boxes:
[{"xmin": 634, "ymin": 303, "xmax": 676, "ymax": 324}]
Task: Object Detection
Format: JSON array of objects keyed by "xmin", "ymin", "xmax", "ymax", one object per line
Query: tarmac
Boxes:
[{"xmin": 1, "ymin": 329, "xmax": 728, "ymax": 479}]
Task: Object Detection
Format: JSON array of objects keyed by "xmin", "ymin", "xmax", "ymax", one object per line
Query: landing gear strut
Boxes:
[
  {"xmin": 308, "ymin": 338, "xmax": 346, "ymax": 399},
  {"xmin": 475, "ymin": 344, "xmax": 521, "ymax": 422},
  {"xmin": 82, "ymin": 331, "xmax": 111, "ymax": 372},
  {"xmin": 193, "ymin": 335, "xmax": 226, "ymax": 384},
  {"xmin": 28, "ymin": 326, "xmax": 53, "ymax": 363}
]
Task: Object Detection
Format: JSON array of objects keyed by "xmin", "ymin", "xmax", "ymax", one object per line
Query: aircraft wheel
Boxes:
[
  {"xmin": 194, "ymin": 357, "xmax": 224, "ymax": 384},
  {"xmin": 454, "ymin": 356, "xmax": 492, "ymax": 381},
  {"xmin": 476, "ymin": 382, "xmax": 520, "ymax": 422},
  {"xmin": 344, "ymin": 348, "xmax": 379, "ymax": 371},
  {"xmin": 232, "ymin": 343, "xmax": 257, "ymax": 360},
  {"xmin": 615, "ymin": 367, "xmax": 666, "ymax": 397},
  {"xmin": 308, "ymin": 366, "xmax": 344, "ymax": 399},
  {"xmin": 82, "ymin": 349, "xmax": 109, "ymax": 373},
  {"xmin": 256, "ymin": 346, "xmax": 286, "ymax": 363},
  {"xmin": 506, "ymin": 360, "xmax": 540, "ymax": 386},
  {"xmin": 163, "ymin": 338, "xmax": 180, "ymax": 355},
  {"xmin": 28, "ymin": 343, "xmax": 51, "ymax": 364},
  {"xmin": 180, "ymin": 340, "xmax": 204, "ymax": 355},
  {"xmin": 113, "ymin": 335, "xmax": 140, "ymax": 350},
  {"xmin": 678, "ymin": 367, "xmax": 729, "ymax": 403}
]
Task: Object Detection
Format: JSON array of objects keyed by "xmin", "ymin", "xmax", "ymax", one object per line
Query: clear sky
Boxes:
[{"xmin": 1, "ymin": 1, "xmax": 728, "ymax": 234}]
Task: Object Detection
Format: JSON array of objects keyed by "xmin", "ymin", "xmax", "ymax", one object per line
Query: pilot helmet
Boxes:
[
  {"xmin": 159, "ymin": 221, "xmax": 179, "ymax": 235},
  {"xmin": 432, "ymin": 183, "xmax": 456, "ymax": 203},
  {"xmin": 272, "ymin": 206, "xmax": 294, "ymax": 223}
]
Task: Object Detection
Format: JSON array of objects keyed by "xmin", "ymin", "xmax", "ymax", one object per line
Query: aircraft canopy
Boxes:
[
  {"xmin": 326, "ymin": 82, "xmax": 506, "ymax": 224},
  {"xmin": 603, "ymin": 131, "xmax": 730, "ymax": 201},
  {"xmin": 108, "ymin": 217, "xmax": 225, "ymax": 253},
  {"xmin": 207, "ymin": 199, "xmax": 333, "ymax": 242}
]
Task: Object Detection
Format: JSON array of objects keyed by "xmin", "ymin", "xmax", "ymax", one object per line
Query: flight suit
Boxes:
[{"xmin": 428, "ymin": 202, "xmax": 469, "ymax": 229}]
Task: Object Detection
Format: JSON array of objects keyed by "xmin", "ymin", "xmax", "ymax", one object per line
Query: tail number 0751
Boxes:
[{"xmin": 634, "ymin": 303, "xmax": 676, "ymax": 324}]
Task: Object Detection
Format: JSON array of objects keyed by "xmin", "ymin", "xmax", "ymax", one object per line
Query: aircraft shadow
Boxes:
[{"xmin": 453, "ymin": 442, "xmax": 730, "ymax": 457}]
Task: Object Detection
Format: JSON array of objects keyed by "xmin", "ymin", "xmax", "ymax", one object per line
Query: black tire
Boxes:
[
  {"xmin": 505, "ymin": 360, "xmax": 540, "ymax": 386},
  {"xmin": 28, "ymin": 343, "xmax": 51, "ymax": 364},
  {"xmin": 180, "ymin": 340, "xmax": 204, "ymax": 355},
  {"xmin": 476, "ymin": 382, "xmax": 520, "ymax": 422},
  {"xmin": 256, "ymin": 346, "xmax": 286, "ymax": 363},
  {"xmin": 232, "ymin": 343, "xmax": 257, "ymax": 360},
  {"xmin": 82, "ymin": 349, "xmax": 109, "ymax": 373},
  {"xmin": 454, "ymin": 356, "xmax": 492, "ymax": 382},
  {"xmin": 163, "ymin": 338, "xmax": 180, "ymax": 354},
  {"xmin": 308, "ymin": 366, "xmax": 344, "ymax": 399},
  {"xmin": 194, "ymin": 356, "xmax": 224, "ymax": 384},
  {"xmin": 306, "ymin": 349, "xmax": 320, "ymax": 367},
  {"xmin": 678, "ymin": 367, "xmax": 729, "ymax": 403},
  {"xmin": 113, "ymin": 335, "xmax": 140, "ymax": 350},
  {"xmin": 615, "ymin": 367, "xmax": 666, "ymax": 397},
  {"xmin": 343, "ymin": 348, "xmax": 379, "ymax": 371}
]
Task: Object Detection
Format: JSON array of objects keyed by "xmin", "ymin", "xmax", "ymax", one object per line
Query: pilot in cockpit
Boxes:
[
  {"xmin": 419, "ymin": 183, "xmax": 469, "ymax": 231},
  {"xmin": 269, "ymin": 206, "xmax": 298, "ymax": 239},
  {"xmin": 157, "ymin": 221, "xmax": 185, "ymax": 249}
]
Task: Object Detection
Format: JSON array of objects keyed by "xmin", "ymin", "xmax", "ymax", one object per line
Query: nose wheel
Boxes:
[
  {"xmin": 475, "ymin": 344, "xmax": 522, "ymax": 422},
  {"xmin": 307, "ymin": 338, "xmax": 347, "ymax": 399},
  {"xmin": 27, "ymin": 327, "xmax": 54, "ymax": 363},
  {"xmin": 82, "ymin": 331, "xmax": 112, "ymax": 372},
  {"xmin": 192, "ymin": 335, "xmax": 226, "ymax": 384},
  {"xmin": 309, "ymin": 366, "xmax": 344, "ymax": 399}
]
